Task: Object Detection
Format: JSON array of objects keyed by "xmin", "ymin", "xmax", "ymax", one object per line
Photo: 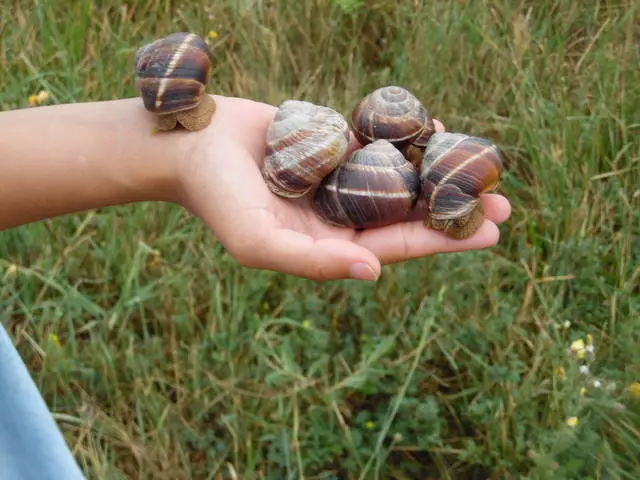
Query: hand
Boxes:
[{"xmin": 177, "ymin": 96, "xmax": 511, "ymax": 282}]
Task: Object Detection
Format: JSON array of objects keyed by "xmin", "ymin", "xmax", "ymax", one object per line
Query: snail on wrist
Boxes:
[
  {"xmin": 420, "ymin": 132, "xmax": 504, "ymax": 240},
  {"xmin": 135, "ymin": 32, "xmax": 216, "ymax": 132}
]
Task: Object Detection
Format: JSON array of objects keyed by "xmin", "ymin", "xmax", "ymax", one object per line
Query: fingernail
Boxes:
[{"xmin": 349, "ymin": 263, "xmax": 379, "ymax": 282}]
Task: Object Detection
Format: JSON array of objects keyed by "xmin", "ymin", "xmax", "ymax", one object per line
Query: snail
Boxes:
[
  {"xmin": 313, "ymin": 139, "xmax": 420, "ymax": 229},
  {"xmin": 261, "ymin": 100, "xmax": 350, "ymax": 198},
  {"xmin": 399, "ymin": 118, "xmax": 437, "ymax": 169},
  {"xmin": 420, "ymin": 132, "xmax": 504, "ymax": 239},
  {"xmin": 351, "ymin": 86, "xmax": 431, "ymax": 149},
  {"xmin": 135, "ymin": 32, "xmax": 216, "ymax": 132}
]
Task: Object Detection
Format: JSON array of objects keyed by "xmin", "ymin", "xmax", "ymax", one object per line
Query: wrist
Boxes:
[
  {"xmin": 170, "ymin": 94, "xmax": 247, "ymax": 212},
  {"xmin": 106, "ymin": 98, "xmax": 187, "ymax": 205}
]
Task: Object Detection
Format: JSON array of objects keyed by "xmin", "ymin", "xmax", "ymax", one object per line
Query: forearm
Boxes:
[{"xmin": 0, "ymin": 98, "xmax": 190, "ymax": 231}]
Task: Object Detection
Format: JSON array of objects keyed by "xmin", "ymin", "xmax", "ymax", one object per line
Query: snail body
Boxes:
[
  {"xmin": 135, "ymin": 32, "xmax": 216, "ymax": 131},
  {"xmin": 262, "ymin": 100, "xmax": 350, "ymax": 198},
  {"xmin": 420, "ymin": 132, "xmax": 504, "ymax": 239},
  {"xmin": 399, "ymin": 118, "xmax": 437, "ymax": 169},
  {"xmin": 313, "ymin": 139, "xmax": 419, "ymax": 229},
  {"xmin": 351, "ymin": 86, "xmax": 431, "ymax": 148}
]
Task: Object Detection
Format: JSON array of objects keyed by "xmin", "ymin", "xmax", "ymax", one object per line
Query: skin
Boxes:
[{"xmin": 0, "ymin": 95, "xmax": 511, "ymax": 282}]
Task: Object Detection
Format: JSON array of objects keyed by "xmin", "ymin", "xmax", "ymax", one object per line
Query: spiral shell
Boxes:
[
  {"xmin": 135, "ymin": 32, "xmax": 216, "ymax": 131},
  {"xmin": 262, "ymin": 100, "xmax": 350, "ymax": 198},
  {"xmin": 351, "ymin": 86, "xmax": 429, "ymax": 147},
  {"xmin": 313, "ymin": 139, "xmax": 420, "ymax": 229},
  {"xmin": 420, "ymin": 132, "xmax": 504, "ymax": 239}
]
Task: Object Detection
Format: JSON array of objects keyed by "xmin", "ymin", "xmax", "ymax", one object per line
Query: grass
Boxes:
[{"xmin": 1, "ymin": 0, "xmax": 639, "ymax": 478}]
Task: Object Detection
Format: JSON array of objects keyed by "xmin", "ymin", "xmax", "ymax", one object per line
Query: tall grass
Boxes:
[{"xmin": 1, "ymin": 0, "xmax": 639, "ymax": 478}]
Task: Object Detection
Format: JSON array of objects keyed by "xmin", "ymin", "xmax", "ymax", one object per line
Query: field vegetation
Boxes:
[{"xmin": 1, "ymin": 0, "xmax": 639, "ymax": 478}]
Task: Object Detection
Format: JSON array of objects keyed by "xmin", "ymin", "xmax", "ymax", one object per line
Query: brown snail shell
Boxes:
[
  {"xmin": 351, "ymin": 86, "xmax": 429, "ymax": 148},
  {"xmin": 262, "ymin": 100, "xmax": 350, "ymax": 198},
  {"xmin": 313, "ymin": 139, "xmax": 420, "ymax": 229},
  {"xmin": 420, "ymin": 132, "xmax": 504, "ymax": 239},
  {"xmin": 135, "ymin": 32, "xmax": 216, "ymax": 131},
  {"xmin": 399, "ymin": 117, "xmax": 437, "ymax": 168}
]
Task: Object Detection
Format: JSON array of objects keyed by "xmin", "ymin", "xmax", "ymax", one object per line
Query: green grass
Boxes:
[{"xmin": 1, "ymin": 0, "xmax": 640, "ymax": 478}]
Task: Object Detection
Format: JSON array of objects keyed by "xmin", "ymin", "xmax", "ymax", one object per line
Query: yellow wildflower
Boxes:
[
  {"xmin": 580, "ymin": 387, "xmax": 586, "ymax": 396},
  {"xmin": 570, "ymin": 339, "xmax": 586, "ymax": 359},
  {"xmin": 36, "ymin": 90, "xmax": 50, "ymax": 104},
  {"xmin": 570, "ymin": 339, "xmax": 585, "ymax": 351},
  {"xmin": 302, "ymin": 320, "xmax": 311, "ymax": 329},
  {"xmin": 365, "ymin": 420, "xmax": 375, "ymax": 430},
  {"xmin": 566, "ymin": 416, "xmax": 578, "ymax": 427},
  {"xmin": 7, "ymin": 264, "xmax": 18, "ymax": 275},
  {"xmin": 628, "ymin": 383, "xmax": 640, "ymax": 399},
  {"xmin": 207, "ymin": 30, "xmax": 219, "ymax": 39},
  {"xmin": 554, "ymin": 366, "xmax": 566, "ymax": 380},
  {"xmin": 27, "ymin": 90, "xmax": 50, "ymax": 106},
  {"xmin": 49, "ymin": 333, "xmax": 61, "ymax": 348}
]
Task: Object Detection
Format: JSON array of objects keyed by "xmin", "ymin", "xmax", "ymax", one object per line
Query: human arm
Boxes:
[
  {"xmin": 0, "ymin": 98, "xmax": 185, "ymax": 229},
  {"xmin": 0, "ymin": 96, "xmax": 511, "ymax": 281}
]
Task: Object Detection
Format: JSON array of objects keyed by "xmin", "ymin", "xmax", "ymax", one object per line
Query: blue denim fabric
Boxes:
[{"xmin": 0, "ymin": 323, "xmax": 85, "ymax": 479}]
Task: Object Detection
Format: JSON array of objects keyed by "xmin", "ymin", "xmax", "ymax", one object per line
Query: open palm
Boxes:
[{"xmin": 178, "ymin": 96, "xmax": 511, "ymax": 281}]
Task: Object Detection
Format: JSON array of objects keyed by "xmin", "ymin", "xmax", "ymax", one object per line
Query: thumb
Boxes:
[{"xmin": 233, "ymin": 229, "xmax": 381, "ymax": 282}]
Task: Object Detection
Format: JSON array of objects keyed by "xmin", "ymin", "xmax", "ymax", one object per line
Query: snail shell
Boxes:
[
  {"xmin": 262, "ymin": 100, "xmax": 350, "ymax": 198},
  {"xmin": 420, "ymin": 132, "xmax": 504, "ymax": 239},
  {"xmin": 313, "ymin": 139, "xmax": 420, "ymax": 229},
  {"xmin": 351, "ymin": 86, "xmax": 429, "ymax": 148},
  {"xmin": 135, "ymin": 32, "xmax": 216, "ymax": 131}
]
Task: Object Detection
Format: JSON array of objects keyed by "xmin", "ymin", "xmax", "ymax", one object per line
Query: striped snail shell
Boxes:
[
  {"xmin": 313, "ymin": 139, "xmax": 420, "ymax": 229},
  {"xmin": 420, "ymin": 132, "xmax": 504, "ymax": 239},
  {"xmin": 135, "ymin": 32, "xmax": 216, "ymax": 131},
  {"xmin": 262, "ymin": 100, "xmax": 350, "ymax": 198},
  {"xmin": 351, "ymin": 86, "xmax": 430, "ymax": 148}
]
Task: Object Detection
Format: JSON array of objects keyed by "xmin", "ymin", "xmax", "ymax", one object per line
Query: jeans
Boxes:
[{"xmin": 0, "ymin": 323, "xmax": 85, "ymax": 479}]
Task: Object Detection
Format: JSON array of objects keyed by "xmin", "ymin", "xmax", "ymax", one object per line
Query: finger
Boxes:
[
  {"xmin": 354, "ymin": 218, "xmax": 501, "ymax": 265},
  {"xmin": 406, "ymin": 193, "xmax": 511, "ymax": 224},
  {"xmin": 482, "ymin": 193, "xmax": 511, "ymax": 224},
  {"xmin": 236, "ymin": 227, "xmax": 382, "ymax": 282}
]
